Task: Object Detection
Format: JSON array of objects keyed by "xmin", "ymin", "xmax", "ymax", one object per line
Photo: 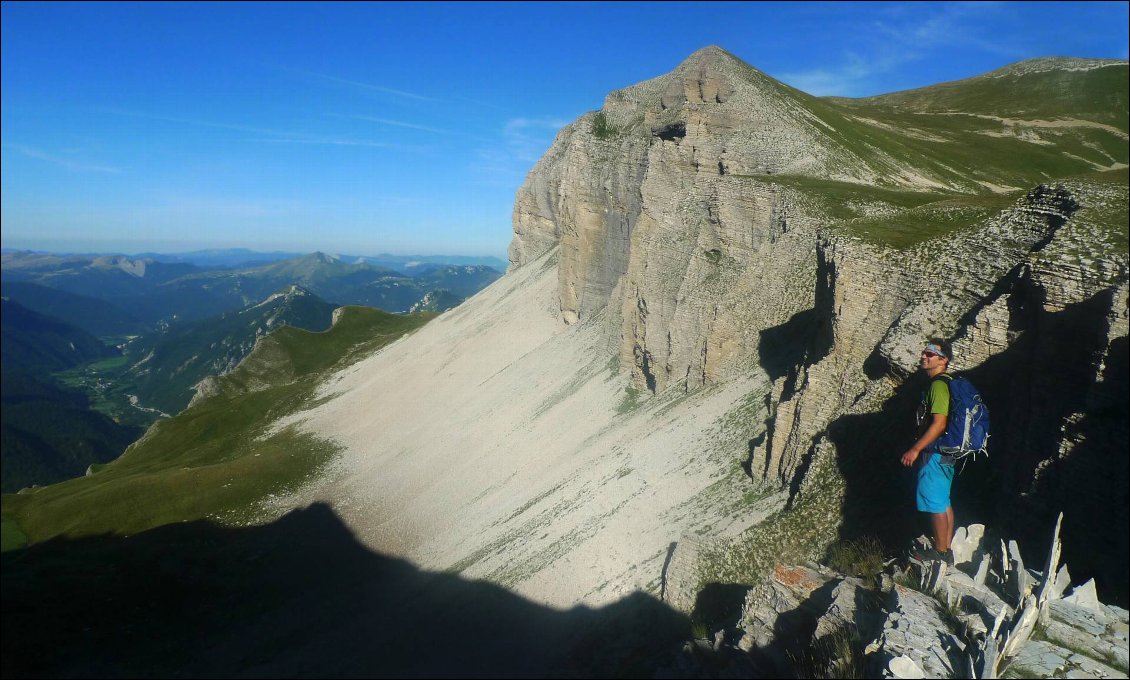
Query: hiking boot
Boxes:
[{"xmin": 941, "ymin": 549, "xmax": 955, "ymax": 567}]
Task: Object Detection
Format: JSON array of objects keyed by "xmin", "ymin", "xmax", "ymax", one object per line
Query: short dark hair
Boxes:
[{"xmin": 927, "ymin": 337, "xmax": 953, "ymax": 363}]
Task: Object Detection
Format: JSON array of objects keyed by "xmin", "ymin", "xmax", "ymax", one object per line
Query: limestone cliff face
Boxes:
[
  {"xmin": 511, "ymin": 46, "xmax": 869, "ymax": 392},
  {"xmin": 508, "ymin": 47, "xmax": 1129, "ymax": 598}
]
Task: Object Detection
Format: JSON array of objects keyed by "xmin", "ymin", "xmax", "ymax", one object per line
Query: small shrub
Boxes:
[
  {"xmin": 825, "ymin": 536, "xmax": 887, "ymax": 589},
  {"xmin": 592, "ymin": 111, "xmax": 618, "ymax": 140}
]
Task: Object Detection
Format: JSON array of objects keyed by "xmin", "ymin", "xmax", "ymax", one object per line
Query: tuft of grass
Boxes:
[
  {"xmin": 1000, "ymin": 662, "xmax": 1042, "ymax": 679},
  {"xmin": 937, "ymin": 594, "xmax": 972, "ymax": 639},
  {"xmin": 1, "ymin": 307, "xmax": 433, "ymax": 549},
  {"xmin": 824, "ymin": 535, "xmax": 888, "ymax": 589},
  {"xmin": 1099, "ymin": 648, "xmax": 1130, "ymax": 675},
  {"xmin": 788, "ymin": 623, "xmax": 868, "ymax": 679},
  {"xmin": 1036, "ymin": 620, "xmax": 1130, "ymax": 673},
  {"xmin": 892, "ymin": 571, "xmax": 924, "ymax": 593}
]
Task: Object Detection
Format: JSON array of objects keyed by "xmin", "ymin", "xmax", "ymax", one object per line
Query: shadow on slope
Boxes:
[
  {"xmin": 827, "ymin": 286, "xmax": 1128, "ymax": 606},
  {"xmin": 2, "ymin": 503, "xmax": 690, "ymax": 679}
]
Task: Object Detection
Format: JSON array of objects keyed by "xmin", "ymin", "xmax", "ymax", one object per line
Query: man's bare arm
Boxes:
[{"xmin": 900, "ymin": 413, "xmax": 947, "ymax": 467}]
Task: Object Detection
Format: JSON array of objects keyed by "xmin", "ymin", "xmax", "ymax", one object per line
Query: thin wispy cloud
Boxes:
[
  {"xmin": 874, "ymin": 3, "xmax": 1018, "ymax": 57},
  {"xmin": 778, "ymin": 3, "xmax": 1015, "ymax": 96},
  {"xmin": 471, "ymin": 116, "xmax": 570, "ymax": 187},
  {"xmin": 302, "ymin": 70, "xmax": 439, "ymax": 103},
  {"xmin": 503, "ymin": 117, "xmax": 570, "ymax": 163},
  {"xmin": 2, "ymin": 142, "xmax": 121, "ymax": 173},
  {"xmin": 100, "ymin": 108, "xmax": 428, "ymax": 151},
  {"xmin": 102, "ymin": 107, "xmax": 298, "ymax": 137},
  {"xmin": 329, "ymin": 113, "xmax": 455, "ymax": 135}
]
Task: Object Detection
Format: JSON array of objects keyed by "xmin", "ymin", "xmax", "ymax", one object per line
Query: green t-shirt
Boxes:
[
  {"xmin": 927, "ymin": 377, "xmax": 951, "ymax": 417},
  {"xmin": 917, "ymin": 374, "xmax": 951, "ymax": 426}
]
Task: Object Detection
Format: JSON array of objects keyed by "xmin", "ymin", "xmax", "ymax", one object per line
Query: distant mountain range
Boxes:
[
  {"xmin": 2, "ymin": 250, "xmax": 503, "ymax": 331},
  {"xmin": 0, "ymin": 247, "xmax": 508, "ymax": 272},
  {"xmin": 0, "ymin": 249, "xmax": 501, "ymax": 491}
]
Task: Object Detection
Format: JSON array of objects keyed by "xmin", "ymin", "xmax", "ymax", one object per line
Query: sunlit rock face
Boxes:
[
  {"xmin": 507, "ymin": 46, "xmax": 1128, "ymax": 599},
  {"xmin": 510, "ymin": 46, "xmax": 857, "ymax": 394}
]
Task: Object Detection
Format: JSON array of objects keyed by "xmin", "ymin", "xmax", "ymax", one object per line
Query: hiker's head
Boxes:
[{"xmin": 920, "ymin": 338, "xmax": 952, "ymax": 373}]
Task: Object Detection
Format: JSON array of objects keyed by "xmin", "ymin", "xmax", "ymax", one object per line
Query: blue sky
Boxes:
[{"xmin": 2, "ymin": 2, "xmax": 1127, "ymax": 259}]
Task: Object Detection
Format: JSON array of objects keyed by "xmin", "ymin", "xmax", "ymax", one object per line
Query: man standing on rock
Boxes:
[{"xmin": 900, "ymin": 338, "xmax": 956, "ymax": 567}]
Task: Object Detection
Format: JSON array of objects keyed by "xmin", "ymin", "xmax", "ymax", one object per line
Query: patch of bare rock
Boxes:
[{"xmin": 662, "ymin": 516, "xmax": 1129, "ymax": 678}]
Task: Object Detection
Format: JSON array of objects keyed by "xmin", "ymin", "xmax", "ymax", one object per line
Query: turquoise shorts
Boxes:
[{"xmin": 917, "ymin": 452, "xmax": 955, "ymax": 513}]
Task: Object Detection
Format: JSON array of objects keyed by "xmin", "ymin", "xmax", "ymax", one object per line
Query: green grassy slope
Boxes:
[
  {"xmin": 116, "ymin": 286, "xmax": 338, "ymax": 416},
  {"xmin": 1, "ymin": 306, "xmax": 433, "ymax": 548},
  {"xmin": 729, "ymin": 57, "xmax": 1129, "ymax": 194},
  {"xmin": 0, "ymin": 302, "xmax": 142, "ymax": 492},
  {"xmin": 728, "ymin": 54, "xmax": 1128, "ymax": 250},
  {"xmin": 846, "ymin": 60, "xmax": 1129, "ymax": 129}
]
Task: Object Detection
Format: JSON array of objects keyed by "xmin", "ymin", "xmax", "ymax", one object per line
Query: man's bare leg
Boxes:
[
  {"xmin": 931, "ymin": 509, "xmax": 953, "ymax": 553},
  {"xmin": 945, "ymin": 506, "xmax": 954, "ymax": 552}
]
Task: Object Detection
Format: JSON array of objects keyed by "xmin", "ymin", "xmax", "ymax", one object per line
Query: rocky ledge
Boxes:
[{"xmin": 664, "ymin": 515, "xmax": 1129, "ymax": 678}]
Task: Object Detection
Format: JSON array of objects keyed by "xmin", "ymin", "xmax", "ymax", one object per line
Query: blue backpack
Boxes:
[{"xmin": 934, "ymin": 374, "xmax": 990, "ymax": 469}]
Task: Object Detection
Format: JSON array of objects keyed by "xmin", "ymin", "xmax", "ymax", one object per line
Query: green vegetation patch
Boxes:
[
  {"xmin": 1, "ymin": 306, "xmax": 433, "ymax": 549},
  {"xmin": 0, "ymin": 518, "xmax": 28, "ymax": 552},
  {"xmin": 825, "ymin": 535, "xmax": 888, "ymax": 590},
  {"xmin": 753, "ymin": 175, "xmax": 949, "ymax": 221},
  {"xmin": 836, "ymin": 192, "xmax": 1018, "ymax": 249},
  {"xmin": 592, "ymin": 111, "xmax": 619, "ymax": 140},
  {"xmin": 1067, "ymin": 167, "xmax": 1130, "ymax": 256},
  {"xmin": 616, "ymin": 385, "xmax": 643, "ymax": 414},
  {"xmin": 850, "ymin": 64, "xmax": 1130, "ymax": 132}
]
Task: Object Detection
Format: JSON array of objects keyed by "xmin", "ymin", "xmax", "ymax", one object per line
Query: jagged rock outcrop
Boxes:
[{"xmin": 666, "ymin": 521, "xmax": 1129, "ymax": 679}]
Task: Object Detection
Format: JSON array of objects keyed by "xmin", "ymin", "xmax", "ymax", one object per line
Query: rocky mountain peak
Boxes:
[
  {"xmin": 308, "ymin": 251, "xmax": 339, "ymax": 264},
  {"xmin": 676, "ymin": 44, "xmax": 740, "ymax": 70}
]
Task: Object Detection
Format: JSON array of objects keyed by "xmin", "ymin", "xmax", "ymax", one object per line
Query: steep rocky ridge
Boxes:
[{"xmin": 502, "ymin": 47, "xmax": 1129, "ymax": 603}]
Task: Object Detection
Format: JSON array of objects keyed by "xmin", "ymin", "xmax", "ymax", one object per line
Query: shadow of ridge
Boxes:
[{"xmin": 2, "ymin": 503, "xmax": 689, "ymax": 679}]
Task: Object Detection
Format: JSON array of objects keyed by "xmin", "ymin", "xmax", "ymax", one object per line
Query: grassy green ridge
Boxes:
[
  {"xmin": 846, "ymin": 62, "xmax": 1130, "ymax": 131},
  {"xmin": 728, "ymin": 56, "xmax": 1128, "ymax": 193},
  {"xmin": 114, "ymin": 286, "xmax": 338, "ymax": 416},
  {"xmin": 1, "ymin": 306, "xmax": 434, "ymax": 549}
]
